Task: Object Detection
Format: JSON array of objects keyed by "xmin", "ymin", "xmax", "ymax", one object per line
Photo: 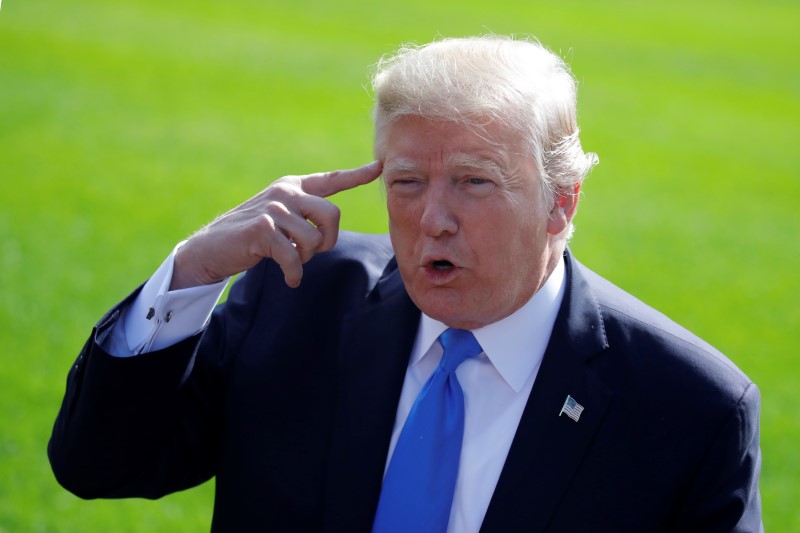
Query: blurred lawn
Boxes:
[{"xmin": 1, "ymin": 0, "xmax": 798, "ymax": 530}]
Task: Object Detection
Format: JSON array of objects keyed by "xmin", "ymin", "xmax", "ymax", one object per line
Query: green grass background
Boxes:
[{"xmin": 1, "ymin": 0, "xmax": 798, "ymax": 530}]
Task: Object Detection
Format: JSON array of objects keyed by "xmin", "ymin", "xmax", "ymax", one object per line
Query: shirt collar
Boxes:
[{"xmin": 410, "ymin": 257, "xmax": 566, "ymax": 392}]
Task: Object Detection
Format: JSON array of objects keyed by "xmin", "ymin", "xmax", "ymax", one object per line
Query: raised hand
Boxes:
[{"xmin": 171, "ymin": 161, "xmax": 383, "ymax": 290}]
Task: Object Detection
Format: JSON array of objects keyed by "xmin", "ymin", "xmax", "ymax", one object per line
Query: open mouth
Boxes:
[{"xmin": 431, "ymin": 260, "xmax": 454, "ymax": 271}]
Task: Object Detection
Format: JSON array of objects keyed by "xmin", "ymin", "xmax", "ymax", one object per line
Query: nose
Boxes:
[{"xmin": 419, "ymin": 185, "xmax": 458, "ymax": 237}]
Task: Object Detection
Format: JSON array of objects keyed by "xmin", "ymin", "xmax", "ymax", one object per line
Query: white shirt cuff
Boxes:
[{"xmin": 111, "ymin": 242, "xmax": 230, "ymax": 357}]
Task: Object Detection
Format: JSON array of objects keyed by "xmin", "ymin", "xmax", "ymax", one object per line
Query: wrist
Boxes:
[{"xmin": 170, "ymin": 241, "xmax": 223, "ymax": 290}]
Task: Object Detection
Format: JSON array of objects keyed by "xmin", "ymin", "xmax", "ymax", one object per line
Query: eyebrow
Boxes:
[
  {"xmin": 446, "ymin": 154, "xmax": 506, "ymax": 176},
  {"xmin": 382, "ymin": 158, "xmax": 420, "ymax": 176}
]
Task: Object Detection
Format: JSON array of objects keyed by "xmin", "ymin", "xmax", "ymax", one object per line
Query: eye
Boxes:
[
  {"xmin": 459, "ymin": 175, "xmax": 496, "ymax": 197},
  {"xmin": 387, "ymin": 175, "xmax": 425, "ymax": 197},
  {"xmin": 463, "ymin": 176, "xmax": 495, "ymax": 189},
  {"xmin": 389, "ymin": 177, "xmax": 421, "ymax": 187}
]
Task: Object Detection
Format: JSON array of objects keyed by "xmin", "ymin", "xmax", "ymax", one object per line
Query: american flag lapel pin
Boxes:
[{"xmin": 559, "ymin": 395, "xmax": 584, "ymax": 422}]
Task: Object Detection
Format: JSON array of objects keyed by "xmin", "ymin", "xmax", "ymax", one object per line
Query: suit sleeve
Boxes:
[
  {"xmin": 48, "ymin": 265, "xmax": 265, "ymax": 499},
  {"xmin": 674, "ymin": 382, "xmax": 763, "ymax": 533},
  {"xmin": 47, "ymin": 310, "xmax": 217, "ymax": 499}
]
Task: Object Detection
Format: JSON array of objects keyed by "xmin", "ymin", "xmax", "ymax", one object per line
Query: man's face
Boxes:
[{"xmin": 382, "ymin": 115, "xmax": 574, "ymax": 330}]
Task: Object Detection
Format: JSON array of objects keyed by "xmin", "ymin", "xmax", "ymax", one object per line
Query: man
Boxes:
[{"xmin": 49, "ymin": 36, "xmax": 762, "ymax": 531}]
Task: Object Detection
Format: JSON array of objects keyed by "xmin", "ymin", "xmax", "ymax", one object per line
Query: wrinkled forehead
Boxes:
[
  {"xmin": 383, "ymin": 153, "xmax": 508, "ymax": 178},
  {"xmin": 376, "ymin": 114, "xmax": 529, "ymax": 162}
]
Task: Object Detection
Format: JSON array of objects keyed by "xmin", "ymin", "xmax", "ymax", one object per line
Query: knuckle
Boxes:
[
  {"xmin": 275, "ymin": 177, "xmax": 302, "ymax": 191},
  {"xmin": 264, "ymin": 200, "xmax": 291, "ymax": 217},
  {"xmin": 317, "ymin": 202, "xmax": 340, "ymax": 223},
  {"xmin": 309, "ymin": 230, "xmax": 324, "ymax": 248},
  {"xmin": 255, "ymin": 213, "xmax": 277, "ymax": 233},
  {"xmin": 265, "ymin": 181, "xmax": 298, "ymax": 200}
]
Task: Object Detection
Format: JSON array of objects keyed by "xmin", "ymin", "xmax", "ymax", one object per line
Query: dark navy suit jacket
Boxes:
[{"xmin": 49, "ymin": 232, "xmax": 762, "ymax": 532}]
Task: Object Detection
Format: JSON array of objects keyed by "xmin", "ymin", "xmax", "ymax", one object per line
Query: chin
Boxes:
[
  {"xmin": 418, "ymin": 301, "xmax": 488, "ymax": 330},
  {"xmin": 408, "ymin": 283, "xmax": 495, "ymax": 329}
]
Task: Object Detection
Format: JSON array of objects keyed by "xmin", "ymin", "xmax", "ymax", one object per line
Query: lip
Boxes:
[
  {"xmin": 419, "ymin": 264, "xmax": 462, "ymax": 285},
  {"xmin": 419, "ymin": 256, "xmax": 462, "ymax": 285}
]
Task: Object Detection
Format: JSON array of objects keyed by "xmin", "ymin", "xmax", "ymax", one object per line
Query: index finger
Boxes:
[{"xmin": 299, "ymin": 160, "xmax": 383, "ymax": 198}]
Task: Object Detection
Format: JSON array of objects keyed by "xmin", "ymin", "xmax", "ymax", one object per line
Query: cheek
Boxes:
[
  {"xmin": 387, "ymin": 199, "xmax": 420, "ymax": 235},
  {"xmin": 387, "ymin": 206, "xmax": 418, "ymax": 265},
  {"xmin": 386, "ymin": 195, "xmax": 406, "ymax": 224},
  {"xmin": 475, "ymin": 212, "xmax": 544, "ymax": 273}
]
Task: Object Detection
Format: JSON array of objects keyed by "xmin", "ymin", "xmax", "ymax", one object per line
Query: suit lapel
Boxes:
[
  {"xmin": 323, "ymin": 251, "xmax": 615, "ymax": 531},
  {"xmin": 481, "ymin": 251, "xmax": 613, "ymax": 532},
  {"xmin": 323, "ymin": 262, "xmax": 421, "ymax": 531}
]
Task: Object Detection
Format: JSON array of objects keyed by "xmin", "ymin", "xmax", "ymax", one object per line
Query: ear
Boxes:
[{"xmin": 547, "ymin": 183, "xmax": 581, "ymax": 236}]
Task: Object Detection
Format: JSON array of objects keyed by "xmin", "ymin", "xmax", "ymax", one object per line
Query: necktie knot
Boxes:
[{"xmin": 438, "ymin": 328, "xmax": 482, "ymax": 373}]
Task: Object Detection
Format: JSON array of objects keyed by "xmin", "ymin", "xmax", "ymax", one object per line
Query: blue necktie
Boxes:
[{"xmin": 372, "ymin": 328, "xmax": 483, "ymax": 533}]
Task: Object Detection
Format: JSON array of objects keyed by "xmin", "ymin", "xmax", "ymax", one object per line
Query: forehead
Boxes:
[{"xmin": 381, "ymin": 116, "xmax": 528, "ymax": 171}]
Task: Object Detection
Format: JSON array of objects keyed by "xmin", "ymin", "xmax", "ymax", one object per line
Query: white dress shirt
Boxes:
[
  {"xmin": 387, "ymin": 259, "xmax": 565, "ymax": 532},
  {"xmin": 106, "ymin": 247, "xmax": 566, "ymax": 533}
]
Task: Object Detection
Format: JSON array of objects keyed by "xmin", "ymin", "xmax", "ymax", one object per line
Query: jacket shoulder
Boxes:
[{"xmin": 576, "ymin": 260, "xmax": 754, "ymax": 399}]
